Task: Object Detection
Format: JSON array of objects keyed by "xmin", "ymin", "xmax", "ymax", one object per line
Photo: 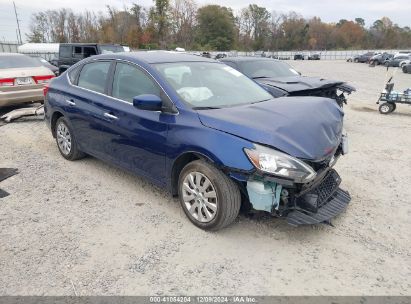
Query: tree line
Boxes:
[{"xmin": 27, "ymin": 0, "xmax": 411, "ymax": 51}]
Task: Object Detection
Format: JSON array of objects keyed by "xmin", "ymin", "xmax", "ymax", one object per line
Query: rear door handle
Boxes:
[
  {"xmin": 103, "ymin": 112, "xmax": 119, "ymax": 120},
  {"xmin": 65, "ymin": 99, "xmax": 76, "ymax": 106}
]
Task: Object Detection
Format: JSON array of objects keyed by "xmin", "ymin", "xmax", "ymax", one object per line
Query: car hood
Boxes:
[
  {"xmin": 256, "ymin": 76, "xmax": 354, "ymax": 93},
  {"xmin": 197, "ymin": 97, "xmax": 344, "ymax": 161}
]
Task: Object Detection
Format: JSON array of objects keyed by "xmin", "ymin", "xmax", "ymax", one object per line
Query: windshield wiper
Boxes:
[
  {"xmin": 252, "ymin": 76, "xmax": 270, "ymax": 79},
  {"xmin": 192, "ymin": 106, "xmax": 221, "ymax": 110}
]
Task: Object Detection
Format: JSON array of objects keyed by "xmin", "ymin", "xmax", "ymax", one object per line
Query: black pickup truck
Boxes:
[{"xmin": 57, "ymin": 43, "xmax": 125, "ymax": 74}]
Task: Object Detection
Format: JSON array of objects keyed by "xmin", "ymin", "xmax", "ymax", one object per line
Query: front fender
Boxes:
[
  {"xmin": 165, "ymin": 111, "xmax": 256, "ymax": 189},
  {"xmin": 167, "ymin": 124, "xmax": 255, "ymax": 171}
]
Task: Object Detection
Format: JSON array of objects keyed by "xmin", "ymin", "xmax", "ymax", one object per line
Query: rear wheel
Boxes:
[
  {"xmin": 403, "ymin": 66, "xmax": 409, "ymax": 73},
  {"xmin": 55, "ymin": 117, "xmax": 85, "ymax": 160},
  {"xmin": 178, "ymin": 160, "xmax": 241, "ymax": 230},
  {"xmin": 379, "ymin": 103, "xmax": 394, "ymax": 114}
]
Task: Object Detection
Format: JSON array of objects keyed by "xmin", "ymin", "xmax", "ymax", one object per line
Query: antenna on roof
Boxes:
[{"xmin": 13, "ymin": 1, "xmax": 22, "ymax": 44}]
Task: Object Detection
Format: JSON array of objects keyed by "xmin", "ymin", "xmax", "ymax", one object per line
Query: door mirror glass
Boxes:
[{"xmin": 133, "ymin": 94, "xmax": 162, "ymax": 111}]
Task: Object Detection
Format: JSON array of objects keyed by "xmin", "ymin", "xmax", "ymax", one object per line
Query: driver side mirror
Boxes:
[{"xmin": 133, "ymin": 94, "xmax": 163, "ymax": 111}]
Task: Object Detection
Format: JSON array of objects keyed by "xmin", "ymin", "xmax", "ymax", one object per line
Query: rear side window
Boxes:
[
  {"xmin": 112, "ymin": 63, "xmax": 160, "ymax": 102},
  {"xmin": 60, "ymin": 46, "xmax": 71, "ymax": 58},
  {"xmin": 77, "ymin": 61, "xmax": 111, "ymax": 94},
  {"xmin": 73, "ymin": 46, "xmax": 82, "ymax": 58},
  {"xmin": 68, "ymin": 65, "xmax": 82, "ymax": 84}
]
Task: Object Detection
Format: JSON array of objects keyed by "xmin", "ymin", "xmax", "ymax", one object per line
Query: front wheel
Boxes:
[
  {"xmin": 379, "ymin": 103, "xmax": 394, "ymax": 114},
  {"xmin": 178, "ymin": 160, "xmax": 241, "ymax": 230}
]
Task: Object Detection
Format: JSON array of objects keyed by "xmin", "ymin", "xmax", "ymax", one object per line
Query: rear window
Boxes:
[{"xmin": 0, "ymin": 55, "xmax": 42, "ymax": 69}]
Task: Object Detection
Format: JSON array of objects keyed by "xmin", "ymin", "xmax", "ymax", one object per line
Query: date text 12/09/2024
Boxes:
[{"xmin": 149, "ymin": 296, "xmax": 257, "ymax": 303}]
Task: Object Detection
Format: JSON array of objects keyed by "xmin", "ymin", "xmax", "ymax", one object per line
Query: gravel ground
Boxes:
[{"xmin": 0, "ymin": 61, "xmax": 410, "ymax": 296}]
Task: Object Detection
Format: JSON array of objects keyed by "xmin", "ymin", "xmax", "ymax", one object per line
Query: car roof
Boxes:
[
  {"xmin": 220, "ymin": 56, "xmax": 279, "ymax": 62},
  {"xmin": 94, "ymin": 51, "xmax": 216, "ymax": 64}
]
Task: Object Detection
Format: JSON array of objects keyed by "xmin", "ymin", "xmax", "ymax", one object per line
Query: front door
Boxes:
[{"xmin": 94, "ymin": 62, "xmax": 169, "ymax": 184}]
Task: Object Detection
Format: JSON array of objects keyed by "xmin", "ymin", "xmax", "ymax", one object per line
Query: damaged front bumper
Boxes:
[{"xmin": 243, "ymin": 168, "xmax": 350, "ymax": 226}]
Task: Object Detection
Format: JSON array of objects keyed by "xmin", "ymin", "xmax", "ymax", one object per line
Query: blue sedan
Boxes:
[{"xmin": 44, "ymin": 51, "xmax": 351, "ymax": 230}]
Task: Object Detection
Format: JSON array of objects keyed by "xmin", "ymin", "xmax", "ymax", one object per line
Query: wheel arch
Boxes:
[
  {"xmin": 51, "ymin": 111, "xmax": 64, "ymax": 138},
  {"xmin": 170, "ymin": 151, "xmax": 217, "ymax": 196}
]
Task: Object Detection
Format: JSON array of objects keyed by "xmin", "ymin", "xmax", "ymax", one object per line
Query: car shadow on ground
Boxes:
[{"xmin": 74, "ymin": 153, "xmax": 333, "ymax": 239}]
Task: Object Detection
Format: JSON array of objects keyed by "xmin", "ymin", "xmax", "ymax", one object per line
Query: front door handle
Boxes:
[
  {"xmin": 65, "ymin": 99, "xmax": 76, "ymax": 106},
  {"xmin": 103, "ymin": 112, "xmax": 119, "ymax": 120}
]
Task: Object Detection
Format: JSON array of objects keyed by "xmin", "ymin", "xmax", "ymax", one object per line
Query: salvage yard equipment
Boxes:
[{"xmin": 377, "ymin": 76, "xmax": 411, "ymax": 114}]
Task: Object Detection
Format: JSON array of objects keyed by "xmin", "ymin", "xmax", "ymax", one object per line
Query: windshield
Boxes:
[
  {"xmin": 238, "ymin": 60, "xmax": 300, "ymax": 78},
  {"xmin": 155, "ymin": 62, "xmax": 273, "ymax": 108},
  {"xmin": 0, "ymin": 55, "xmax": 42, "ymax": 69},
  {"xmin": 99, "ymin": 45, "xmax": 125, "ymax": 54}
]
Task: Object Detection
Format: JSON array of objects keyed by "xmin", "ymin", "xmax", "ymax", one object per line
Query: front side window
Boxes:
[
  {"xmin": 83, "ymin": 46, "xmax": 97, "ymax": 58},
  {"xmin": 77, "ymin": 61, "xmax": 111, "ymax": 94},
  {"xmin": 155, "ymin": 62, "xmax": 272, "ymax": 108},
  {"xmin": 112, "ymin": 63, "xmax": 160, "ymax": 103}
]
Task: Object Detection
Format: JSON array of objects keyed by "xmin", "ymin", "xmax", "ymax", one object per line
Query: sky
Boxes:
[{"xmin": 0, "ymin": 0, "xmax": 410, "ymax": 42}]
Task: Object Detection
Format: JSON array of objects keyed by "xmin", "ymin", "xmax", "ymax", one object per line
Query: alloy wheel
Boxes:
[
  {"xmin": 56, "ymin": 122, "xmax": 72, "ymax": 155},
  {"xmin": 182, "ymin": 171, "xmax": 218, "ymax": 223},
  {"xmin": 380, "ymin": 105, "xmax": 390, "ymax": 113}
]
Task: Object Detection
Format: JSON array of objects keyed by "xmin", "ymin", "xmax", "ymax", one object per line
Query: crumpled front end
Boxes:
[
  {"xmin": 259, "ymin": 77, "xmax": 356, "ymax": 107},
  {"xmin": 241, "ymin": 134, "xmax": 350, "ymax": 226}
]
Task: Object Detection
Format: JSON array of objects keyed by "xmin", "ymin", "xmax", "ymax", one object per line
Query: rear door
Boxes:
[{"xmin": 64, "ymin": 60, "xmax": 114, "ymax": 159}]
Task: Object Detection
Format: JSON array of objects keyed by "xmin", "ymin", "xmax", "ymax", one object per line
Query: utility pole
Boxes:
[{"xmin": 13, "ymin": 1, "xmax": 22, "ymax": 44}]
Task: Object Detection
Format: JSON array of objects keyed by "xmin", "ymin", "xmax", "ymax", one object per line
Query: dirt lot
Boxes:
[{"xmin": 0, "ymin": 61, "xmax": 410, "ymax": 296}]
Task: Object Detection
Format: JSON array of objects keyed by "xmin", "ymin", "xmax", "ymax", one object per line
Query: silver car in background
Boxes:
[{"xmin": 0, "ymin": 53, "xmax": 54, "ymax": 107}]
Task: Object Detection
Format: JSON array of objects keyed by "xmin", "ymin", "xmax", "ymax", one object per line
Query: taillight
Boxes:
[
  {"xmin": 0, "ymin": 78, "xmax": 15, "ymax": 87},
  {"xmin": 43, "ymin": 84, "xmax": 50, "ymax": 97},
  {"xmin": 33, "ymin": 75, "xmax": 54, "ymax": 84}
]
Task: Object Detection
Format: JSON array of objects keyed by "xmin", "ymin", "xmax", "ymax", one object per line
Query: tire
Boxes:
[
  {"xmin": 379, "ymin": 103, "xmax": 394, "ymax": 114},
  {"xmin": 403, "ymin": 66, "xmax": 408, "ymax": 74},
  {"xmin": 354, "ymin": 58, "xmax": 359, "ymax": 63},
  {"xmin": 55, "ymin": 117, "xmax": 85, "ymax": 160},
  {"xmin": 178, "ymin": 160, "xmax": 241, "ymax": 231}
]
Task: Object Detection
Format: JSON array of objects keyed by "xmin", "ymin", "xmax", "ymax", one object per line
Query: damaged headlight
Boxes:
[{"xmin": 244, "ymin": 144, "xmax": 316, "ymax": 183}]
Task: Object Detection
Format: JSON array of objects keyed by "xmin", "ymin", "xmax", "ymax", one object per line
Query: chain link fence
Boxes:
[
  {"xmin": 0, "ymin": 42, "xmax": 19, "ymax": 53},
  {"xmin": 232, "ymin": 49, "xmax": 410, "ymax": 60}
]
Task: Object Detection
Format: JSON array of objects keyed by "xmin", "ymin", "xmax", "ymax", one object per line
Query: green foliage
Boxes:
[
  {"xmin": 196, "ymin": 5, "xmax": 236, "ymax": 51},
  {"xmin": 26, "ymin": 3, "xmax": 411, "ymax": 51}
]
